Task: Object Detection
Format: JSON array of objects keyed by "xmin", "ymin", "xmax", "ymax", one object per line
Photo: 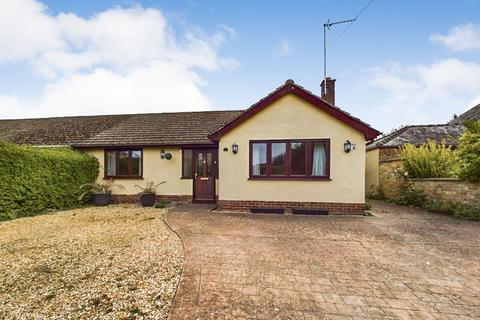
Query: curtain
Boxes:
[
  {"xmin": 107, "ymin": 151, "xmax": 116, "ymax": 176},
  {"xmin": 252, "ymin": 143, "xmax": 266, "ymax": 175},
  {"xmin": 312, "ymin": 143, "xmax": 326, "ymax": 176}
]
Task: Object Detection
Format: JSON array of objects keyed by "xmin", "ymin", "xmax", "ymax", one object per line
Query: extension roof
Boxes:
[{"xmin": 367, "ymin": 124, "xmax": 465, "ymax": 150}]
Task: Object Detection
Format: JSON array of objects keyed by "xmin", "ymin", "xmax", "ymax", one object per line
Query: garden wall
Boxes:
[
  {"xmin": 377, "ymin": 147, "xmax": 404, "ymax": 199},
  {"xmin": 411, "ymin": 178, "xmax": 480, "ymax": 207}
]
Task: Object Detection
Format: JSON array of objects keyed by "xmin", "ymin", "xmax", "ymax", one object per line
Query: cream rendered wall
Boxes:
[
  {"xmin": 218, "ymin": 94, "xmax": 366, "ymax": 204},
  {"xmin": 365, "ymin": 148, "xmax": 380, "ymax": 194},
  {"xmin": 84, "ymin": 147, "xmax": 192, "ymax": 196}
]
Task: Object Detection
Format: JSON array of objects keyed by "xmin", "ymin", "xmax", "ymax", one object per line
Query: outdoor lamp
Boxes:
[
  {"xmin": 232, "ymin": 143, "xmax": 239, "ymax": 154},
  {"xmin": 160, "ymin": 149, "xmax": 173, "ymax": 160},
  {"xmin": 344, "ymin": 140, "xmax": 356, "ymax": 153}
]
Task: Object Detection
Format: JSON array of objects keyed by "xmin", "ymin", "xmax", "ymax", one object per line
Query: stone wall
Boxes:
[
  {"xmin": 411, "ymin": 178, "xmax": 480, "ymax": 207},
  {"xmin": 379, "ymin": 147, "xmax": 400, "ymax": 162},
  {"xmin": 378, "ymin": 156, "xmax": 404, "ymax": 200}
]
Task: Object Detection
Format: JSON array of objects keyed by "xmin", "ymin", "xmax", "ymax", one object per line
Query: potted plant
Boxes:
[
  {"xmin": 79, "ymin": 180, "xmax": 124, "ymax": 206},
  {"xmin": 135, "ymin": 181, "xmax": 166, "ymax": 207}
]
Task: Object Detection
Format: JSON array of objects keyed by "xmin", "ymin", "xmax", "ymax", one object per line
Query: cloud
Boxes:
[
  {"xmin": 431, "ymin": 23, "xmax": 480, "ymax": 52},
  {"xmin": 0, "ymin": 0, "xmax": 237, "ymax": 119},
  {"xmin": 275, "ymin": 39, "xmax": 293, "ymax": 56},
  {"xmin": 364, "ymin": 58, "xmax": 480, "ymax": 129}
]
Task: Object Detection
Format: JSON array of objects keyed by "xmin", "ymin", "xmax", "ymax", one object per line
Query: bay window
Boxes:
[
  {"xmin": 104, "ymin": 149, "xmax": 142, "ymax": 178},
  {"xmin": 249, "ymin": 139, "xmax": 330, "ymax": 179}
]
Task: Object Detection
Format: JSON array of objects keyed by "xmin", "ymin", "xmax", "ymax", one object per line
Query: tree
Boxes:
[{"xmin": 456, "ymin": 120, "xmax": 480, "ymax": 182}]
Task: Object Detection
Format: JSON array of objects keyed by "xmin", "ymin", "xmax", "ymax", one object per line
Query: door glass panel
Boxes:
[
  {"xmin": 118, "ymin": 151, "xmax": 129, "ymax": 176},
  {"xmin": 182, "ymin": 149, "xmax": 193, "ymax": 178},
  {"xmin": 271, "ymin": 143, "xmax": 286, "ymax": 175},
  {"xmin": 291, "ymin": 142, "xmax": 306, "ymax": 175},
  {"xmin": 196, "ymin": 152, "xmax": 205, "ymax": 177},
  {"xmin": 206, "ymin": 152, "xmax": 213, "ymax": 177}
]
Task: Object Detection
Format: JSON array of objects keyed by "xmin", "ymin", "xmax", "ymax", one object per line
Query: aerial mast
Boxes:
[{"xmin": 323, "ymin": 18, "xmax": 356, "ymax": 92}]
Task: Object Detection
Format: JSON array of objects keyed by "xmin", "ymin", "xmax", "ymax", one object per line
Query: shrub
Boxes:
[
  {"xmin": 0, "ymin": 141, "xmax": 99, "ymax": 220},
  {"xmin": 424, "ymin": 200, "xmax": 480, "ymax": 220},
  {"xmin": 367, "ymin": 185, "xmax": 386, "ymax": 200},
  {"xmin": 392, "ymin": 181, "xmax": 428, "ymax": 208},
  {"xmin": 456, "ymin": 120, "xmax": 480, "ymax": 182},
  {"xmin": 399, "ymin": 140, "xmax": 458, "ymax": 178},
  {"xmin": 154, "ymin": 201, "xmax": 171, "ymax": 209}
]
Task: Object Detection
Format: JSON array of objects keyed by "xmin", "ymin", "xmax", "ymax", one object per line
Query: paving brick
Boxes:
[{"xmin": 165, "ymin": 201, "xmax": 480, "ymax": 319}]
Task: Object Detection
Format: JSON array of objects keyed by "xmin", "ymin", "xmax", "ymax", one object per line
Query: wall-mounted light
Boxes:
[
  {"xmin": 344, "ymin": 140, "xmax": 356, "ymax": 153},
  {"xmin": 160, "ymin": 149, "xmax": 173, "ymax": 160},
  {"xmin": 232, "ymin": 143, "xmax": 239, "ymax": 154}
]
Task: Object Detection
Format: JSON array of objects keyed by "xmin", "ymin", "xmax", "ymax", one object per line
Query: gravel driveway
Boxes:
[
  {"xmin": 165, "ymin": 201, "xmax": 480, "ymax": 319},
  {"xmin": 0, "ymin": 206, "xmax": 184, "ymax": 319}
]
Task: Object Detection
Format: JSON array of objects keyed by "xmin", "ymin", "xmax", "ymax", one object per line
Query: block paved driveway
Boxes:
[{"xmin": 165, "ymin": 201, "xmax": 479, "ymax": 319}]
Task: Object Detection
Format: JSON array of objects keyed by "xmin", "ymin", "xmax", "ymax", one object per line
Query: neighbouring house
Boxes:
[
  {"xmin": 450, "ymin": 102, "xmax": 480, "ymax": 125},
  {"xmin": 365, "ymin": 101, "xmax": 480, "ymax": 199},
  {"xmin": 0, "ymin": 79, "xmax": 380, "ymax": 214}
]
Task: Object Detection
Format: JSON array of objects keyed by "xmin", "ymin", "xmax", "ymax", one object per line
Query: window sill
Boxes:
[
  {"xmin": 104, "ymin": 176, "xmax": 144, "ymax": 180},
  {"xmin": 248, "ymin": 176, "xmax": 331, "ymax": 181}
]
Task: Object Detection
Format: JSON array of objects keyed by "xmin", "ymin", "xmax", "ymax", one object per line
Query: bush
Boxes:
[
  {"xmin": 367, "ymin": 185, "xmax": 386, "ymax": 200},
  {"xmin": 399, "ymin": 140, "xmax": 458, "ymax": 178},
  {"xmin": 456, "ymin": 120, "xmax": 480, "ymax": 182},
  {"xmin": 392, "ymin": 181, "xmax": 428, "ymax": 208},
  {"xmin": 424, "ymin": 200, "xmax": 480, "ymax": 220},
  {"xmin": 154, "ymin": 201, "xmax": 171, "ymax": 209},
  {"xmin": 0, "ymin": 141, "xmax": 99, "ymax": 220}
]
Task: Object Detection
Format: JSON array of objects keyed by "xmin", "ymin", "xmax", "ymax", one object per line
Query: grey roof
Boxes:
[
  {"xmin": 450, "ymin": 103, "xmax": 480, "ymax": 124},
  {"xmin": 0, "ymin": 115, "xmax": 130, "ymax": 146},
  {"xmin": 0, "ymin": 110, "xmax": 243, "ymax": 147},
  {"xmin": 367, "ymin": 124, "xmax": 465, "ymax": 150},
  {"xmin": 74, "ymin": 110, "xmax": 243, "ymax": 147}
]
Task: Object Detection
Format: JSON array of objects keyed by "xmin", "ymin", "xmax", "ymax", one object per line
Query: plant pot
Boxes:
[
  {"xmin": 140, "ymin": 192, "xmax": 156, "ymax": 207},
  {"xmin": 92, "ymin": 192, "xmax": 111, "ymax": 206}
]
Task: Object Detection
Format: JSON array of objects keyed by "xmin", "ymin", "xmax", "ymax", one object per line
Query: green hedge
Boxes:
[{"xmin": 0, "ymin": 141, "xmax": 99, "ymax": 220}]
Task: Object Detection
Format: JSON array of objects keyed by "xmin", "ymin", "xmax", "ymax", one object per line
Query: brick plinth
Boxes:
[
  {"xmin": 111, "ymin": 194, "xmax": 192, "ymax": 204},
  {"xmin": 217, "ymin": 200, "xmax": 365, "ymax": 215}
]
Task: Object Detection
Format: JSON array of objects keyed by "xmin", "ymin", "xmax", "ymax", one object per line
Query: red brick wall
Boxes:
[
  {"xmin": 217, "ymin": 200, "xmax": 364, "ymax": 215},
  {"xmin": 111, "ymin": 194, "xmax": 192, "ymax": 204}
]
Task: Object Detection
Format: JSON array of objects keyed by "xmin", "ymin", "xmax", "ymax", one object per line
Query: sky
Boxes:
[{"xmin": 1, "ymin": 0, "xmax": 480, "ymax": 133}]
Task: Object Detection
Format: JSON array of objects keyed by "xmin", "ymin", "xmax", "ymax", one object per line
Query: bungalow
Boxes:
[{"xmin": 0, "ymin": 80, "xmax": 380, "ymax": 214}]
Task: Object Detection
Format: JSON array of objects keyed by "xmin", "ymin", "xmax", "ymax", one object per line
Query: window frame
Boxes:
[
  {"xmin": 249, "ymin": 139, "xmax": 331, "ymax": 180},
  {"xmin": 104, "ymin": 148, "xmax": 143, "ymax": 179}
]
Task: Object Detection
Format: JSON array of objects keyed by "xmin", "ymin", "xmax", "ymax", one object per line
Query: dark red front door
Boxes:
[{"xmin": 193, "ymin": 150, "xmax": 216, "ymax": 202}]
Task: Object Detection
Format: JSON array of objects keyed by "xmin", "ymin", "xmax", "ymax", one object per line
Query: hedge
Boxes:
[{"xmin": 0, "ymin": 141, "xmax": 99, "ymax": 220}]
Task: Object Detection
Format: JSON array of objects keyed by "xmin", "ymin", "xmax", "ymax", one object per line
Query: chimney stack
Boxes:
[{"xmin": 321, "ymin": 77, "xmax": 336, "ymax": 105}]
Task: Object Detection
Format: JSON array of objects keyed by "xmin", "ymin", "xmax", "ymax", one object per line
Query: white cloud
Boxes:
[
  {"xmin": 275, "ymin": 39, "xmax": 293, "ymax": 56},
  {"xmin": 364, "ymin": 58, "xmax": 480, "ymax": 129},
  {"xmin": 431, "ymin": 23, "xmax": 480, "ymax": 52},
  {"xmin": 0, "ymin": 0, "xmax": 237, "ymax": 119}
]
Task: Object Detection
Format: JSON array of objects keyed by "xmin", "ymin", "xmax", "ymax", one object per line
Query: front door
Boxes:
[{"xmin": 193, "ymin": 150, "xmax": 216, "ymax": 202}]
